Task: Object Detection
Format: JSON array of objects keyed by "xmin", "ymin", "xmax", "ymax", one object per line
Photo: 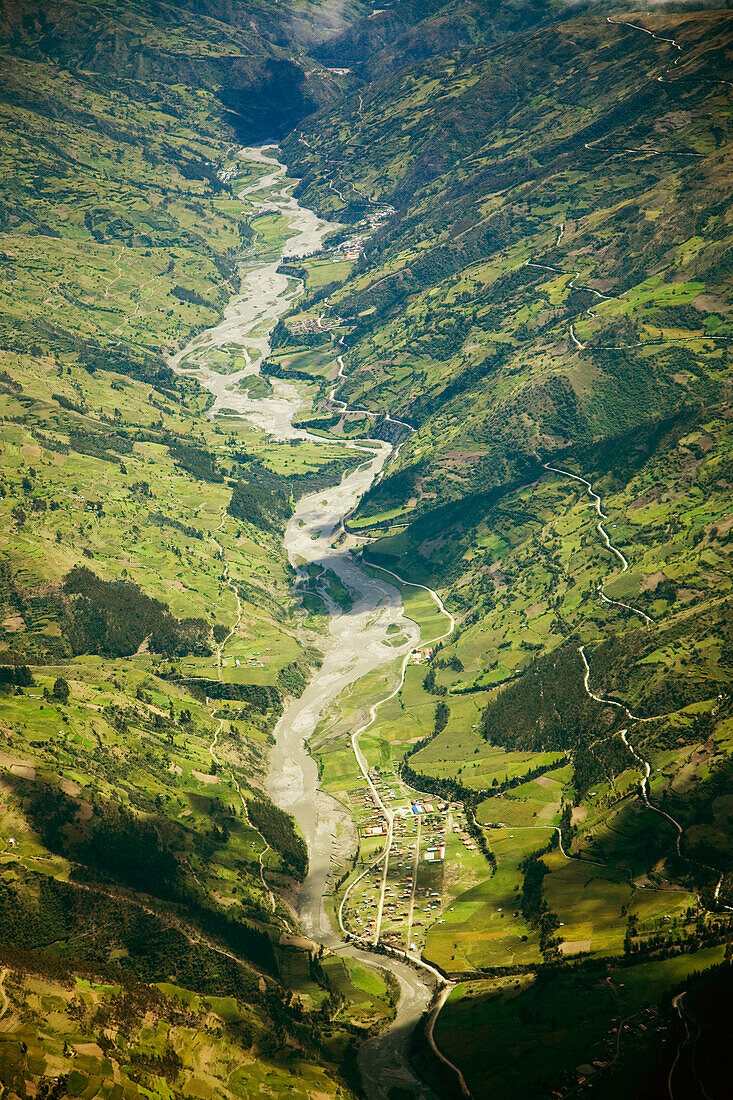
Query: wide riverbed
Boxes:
[{"xmin": 171, "ymin": 147, "xmax": 439, "ymax": 1099}]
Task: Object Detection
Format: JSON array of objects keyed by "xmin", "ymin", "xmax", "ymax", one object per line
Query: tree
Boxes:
[
  {"xmin": 434, "ymin": 701, "xmax": 449, "ymax": 735},
  {"xmin": 52, "ymin": 677, "xmax": 70, "ymax": 704}
]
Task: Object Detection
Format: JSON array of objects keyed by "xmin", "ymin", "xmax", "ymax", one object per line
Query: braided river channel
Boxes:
[{"xmin": 170, "ymin": 147, "xmax": 441, "ymax": 1099}]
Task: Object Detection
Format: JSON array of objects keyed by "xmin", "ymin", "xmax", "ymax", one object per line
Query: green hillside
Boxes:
[
  {"xmin": 276, "ymin": 6, "xmax": 733, "ymax": 1096},
  {"xmin": 0, "ymin": 0, "xmax": 359, "ymax": 139},
  {"xmin": 0, "ymin": 5, "xmax": 379, "ymax": 1095},
  {"xmin": 286, "ymin": 11, "xmax": 732, "ymax": 511},
  {"xmin": 0, "ymin": 0, "xmax": 732, "ymax": 1097},
  {"xmin": 312, "ymin": 0, "xmax": 567, "ymax": 78}
]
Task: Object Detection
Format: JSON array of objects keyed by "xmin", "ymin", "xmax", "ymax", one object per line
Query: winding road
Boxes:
[
  {"xmin": 542, "ymin": 462, "xmax": 653, "ymax": 624},
  {"xmin": 668, "ymin": 992, "xmax": 688, "ymax": 1100},
  {"xmin": 545, "ymin": 465, "xmax": 733, "ymax": 906},
  {"xmin": 544, "ymin": 461, "xmax": 688, "ymax": 851}
]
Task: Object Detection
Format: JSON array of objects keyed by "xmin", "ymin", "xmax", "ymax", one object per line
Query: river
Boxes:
[{"xmin": 170, "ymin": 147, "xmax": 440, "ymax": 1099}]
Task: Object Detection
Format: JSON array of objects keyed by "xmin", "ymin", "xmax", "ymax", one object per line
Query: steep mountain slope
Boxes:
[
  {"xmin": 313, "ymin": 0, "xmax": 569, "ymax": 78},
  {"xmin": 0, "ymin": 0, "xmax": 357, "ymax": 139},
  {"xmin": 285, "ymin": 9, "xmax": 732, "ymax": 510},
  {"xmin": 274, "ymin": 8, "xmax": 733, "ymax": 1096}
]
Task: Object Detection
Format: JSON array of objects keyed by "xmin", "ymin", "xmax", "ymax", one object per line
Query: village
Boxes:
[
  {"xmin": 334, "ymin": 205, "xmax": 394, "ymax": 261},
  {"xmin": 337, "ymin": 763, "xmax": 478, "ymax": 955}
]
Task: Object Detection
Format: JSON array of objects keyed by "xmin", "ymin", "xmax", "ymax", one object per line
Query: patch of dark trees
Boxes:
[
  {"xmin": 276, "ymin": 263, "xmax": 307, "ymax": 281},
  {"xmin": 148, "ymin": 511, "xmax": 203, "ymax": 540},
  {"xmin": 520, "ymin": 847, "xmax": 561, "ymax": 960},
  {"xmin": 77, "ymin": 337, "xmax": 176, "ymax": 391},
  {"xmin": 167, "ymin": 675, "xmax": 282, "ymax": 716},
  {"xmin": 227, "ymin": 478, "xmax": 291, "ymax": 532},
  {"xmin": 0, "ymin": 664, "xmax": 33, "ymax": 687},
  {"xmin": 480, "ymin": 643, "xmax": 630, "ymax": 796},
  {"xmin": 663, "ymin": 747, "xmax": 733, "ymax": 885},
  {"xmin": 172, "ymin": 284, "xmax": 211, "ymax": 308},
  {"xmin": 52, "ymin": 391, "xmax": 85, "ymax": 414},
  {"xmin": 360, "ymin": 463, "xmax": 420, "ymax": 516},
  {"xmin": 28, "ymin": 416, "xmax": 134, "ymax": 468},
  {"xmin": 62, "ymin": 565, "xmax": 211, "ymax": 659},
  {"xmin": 246, "ymin": 798, "xmax": 308, "ymax": 880},
  {"xmin": 0, "ymin": 369, "xmax": 22, "ymax": 393},
  {"xmin": 559, "ymin": 403, "xmax": 710, "ymax": 495},
  {"xmin": 167, "ymin": 438, "xmax": 222, "ymax": 482},
  {"xmin": 16, "ymin": 784, "xmax": 280, "ymax": 980},
  {"xmin": 261, "ymin": 357, "xmax": 317, "ymax": 382},
  {"xmin": 277, "ymin": 661, "xmax": 308, "ymax": 696}
]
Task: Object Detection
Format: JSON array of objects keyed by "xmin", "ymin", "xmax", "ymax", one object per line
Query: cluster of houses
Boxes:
[
  {"xmin": 216, "ymin": 165, "xmax": 238, "ymax": 186},
  {"xmin": 368, "ymin": 767, "xmax": 401, "ymax": 803},
  {"xmin": 352, "ymin": 776, "xmax": 385, "ymax": 837},
  {"xmin": 366, "ymin": 205, "xmax": 395, "ymax": 228},
  {"xmin": 231, "ymin": 654, "xmax": 264, "ymax": 669},
  {"xmin": 333, "ymin": 206, "xmax": 395, "ymax": 262},
  {"xmin": 377, "ymin": 815, "xmax": 421, "ymax": 948},
  {"xmin": 344, "ymin": 766, "xmax": 460, "ymax": 948},
  {"xmin": 423, "ymin": 812, "xmax": 448, "ymax": 862},
  {"xmin": 288, "ymin": 317, "xmax": 332, "ymax": 336},
  {"xmin": 453, "ymin": 819, "xmax": 477, "ymax": 851},
  {"xmin": 336, "ymin": 235, "xmax": 368, "ymax": 262},
  {"xmin": 408, "ymin": 647, "xmax": 434, "ymax": 666},
  {"xmin": 409, "ymin": 800, "xmax": 434, "ymax": 815}
]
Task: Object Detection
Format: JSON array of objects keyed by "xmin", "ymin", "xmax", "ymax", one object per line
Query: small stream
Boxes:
[{"xmin": 171, "ymin": 147, "xmax": 439, "ymax": 1099}]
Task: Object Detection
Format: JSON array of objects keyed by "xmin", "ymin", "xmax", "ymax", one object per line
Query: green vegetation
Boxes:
[
  {"xmin": 227, "ymin": 478, "xmax": 291, "ymax": 532},
  {"xmin": 246, "ymin": 796, "xmax": 308, "ymax": 878},
  {"xmin": 0, "ymin": 3, "xmax": 394, "ymax": 1094},
  {"xmin": 1, "ymin": 0, "xmax": 733, "ymax": 1096},
  {"xmin": 435, "ymin": 948, "xmax": 732, "ymax": 1099},
  {"xmin": 287, "ymin": 10, "xmax": 733, "ymax": 520},
  {"xmin": 276, "ymin": 4, "xmax": 733, "ymax": 1096}
]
